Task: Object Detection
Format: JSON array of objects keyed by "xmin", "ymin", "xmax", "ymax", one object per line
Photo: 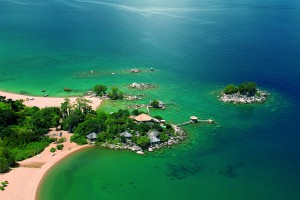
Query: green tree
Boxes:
[
  {"xmin": 224, "ymin": 84, "xmax": 238, "ymax": 94},
  {"xmin": 61, "ymin": 110, "xmax": 85, "ymax": 133},
  {"xmin": 60, "ymin": 98, "xmax": 72, "ymax": 118},
  {"xmin": 238, "ymin": 82, "xmax": 257, "ymax": 96},
  {"xmin": 74, "ymin": 117, "xmax": 105, "ymax": 135},
  {"xmin": 0, "ymin": 147, "xmax": 16, "ymax": 173},
  {"xmin": 131, "ymin": 109, "xmax": 141, "ymax": 116},
  {"xmin": 93, "ymin": 84, "xmax": 107, "ymax": 96},
  {"xmin": 31, "ymin": 107, "xmax": 60, "ymax": 129},
  {"xmin": 150, "ymin": 99, "xmax": 159, "ymax": 108},
  {"xmin": 70, "ymin": 134, "xmax": 87, "ymax": 145},
  {"xmin": 74, "ymin": 97, "xmax": 93, "ymax": 115},
  {"xmin": 136, "ymin": 136, "xmax": 150, "ymax": 149},
  {"xmin": 108, "ymin": 87, "xmax": 124, "ymax": 100},
  {"xmin": 159, "ymin": 132, "xmax": 170, "ymax": 142}
]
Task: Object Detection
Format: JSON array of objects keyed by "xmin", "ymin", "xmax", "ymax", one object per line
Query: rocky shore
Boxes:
[
  {"xmin": 220, "ymin": 90, "xmax": 268, "ymax": 104},
  {"xmin": 99, "ymin": 125, "xmax": 186, "ymax": 154}
]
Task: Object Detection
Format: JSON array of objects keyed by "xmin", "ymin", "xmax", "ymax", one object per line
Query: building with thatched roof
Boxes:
[
  {"xmin": 134, "ymin": 113, "xmax": 154, "ymax": 122},
  {"xmin": 86, "ymin": 132, "xmax": 98, "ymax": 142},
  {"xmin": 190, "ymin": 116, "xmax": 198, "ymax": 123}
]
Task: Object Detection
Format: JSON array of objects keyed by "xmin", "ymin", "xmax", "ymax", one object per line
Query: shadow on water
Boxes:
[
  {"xmin": 219, "ymin": 162, "xmax": 245, "ymax": 178},
  {"xmin": 164, "ymin": 160, "xmax": 205, "ymax": 180}
]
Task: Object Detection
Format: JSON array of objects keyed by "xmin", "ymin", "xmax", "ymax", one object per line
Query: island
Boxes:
[{"xmin": 220, "ymin": 82, "xmax": 268, "ymax": 104}]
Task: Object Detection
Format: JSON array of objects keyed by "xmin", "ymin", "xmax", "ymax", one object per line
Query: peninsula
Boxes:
[{"xmin": 0, "ymin": 88, "xmax": 186, "ymax": 200}]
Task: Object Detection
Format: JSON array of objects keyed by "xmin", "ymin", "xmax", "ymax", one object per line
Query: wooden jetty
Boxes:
[{"xmin": 177, "ymin": 116, "xmax": 214, "ymax": 127}]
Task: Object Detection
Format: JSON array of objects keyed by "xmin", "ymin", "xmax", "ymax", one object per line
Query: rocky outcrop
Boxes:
[
  {"xmin": 129, "ymin": 82, "xmax": 157, "ymax": 90},
  {"xmin": 220, "ymin": 90, "xmax": 268, "ymax": 104},
  {"xmin": 130, "ymin": 68, "xmax": 141, "ymax": 73}
]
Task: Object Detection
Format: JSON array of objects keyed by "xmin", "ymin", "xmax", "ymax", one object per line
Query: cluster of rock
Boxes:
[
  {"xmin": 73, "ymin": 70, "xmax": 101, "ymax": 78},
  {"xmin": 99, "ymin": 126, "xmax": 186, "ymax": 154},
  {"xmin": 124, "ymin": 93, "xmax": 144, "ymax": 101},
  {"xmin": 127, "ymin": 104, "xmax": 147, "ymax": 109},
  {"xmin": 100, "ymin": 135, "xmax": 186, "ymax": 154},
  {"xmin": 220, "ymin": 90, "xmax": 268, "ymax": 104},
  {"xmin": 129, "ymin": 82, "xmax": 157, "ymax": 90},
  {"xmin": 130, "ymin": 68, "xmax": 141, "ymax": 73}
]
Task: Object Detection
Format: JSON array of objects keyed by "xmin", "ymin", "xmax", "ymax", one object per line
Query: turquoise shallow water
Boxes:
[{"xmin": 1, "ymin": 0, "xmax": 300, "ymax": 199}]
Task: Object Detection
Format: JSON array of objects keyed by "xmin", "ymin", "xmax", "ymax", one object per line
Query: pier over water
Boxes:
[{"xmin": 177, "ymin": 116, "xmax": 214, "ymax": 127}]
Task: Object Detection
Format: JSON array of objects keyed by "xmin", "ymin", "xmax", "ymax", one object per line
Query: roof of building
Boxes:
[
  {"xmin": 147, "ymin": 130, "xmax": 159, "ymax": 137},
  {"xmin": 120, "ymin": 131, "xmax": 132, "ymax": 138},
  {"xmin": 149, "ymin": 136, "xmax": 161, "ymax": 143},
  {"xmin": 190, "ymin": 116, "xmax": 198, "ymax": 120},
  {"xmin": 134, "ymin": 113, "xmax": 153, "ymax": 122},
  {"xmin": 86, "ymin": 132, "xmax": 97, "ymax": 139}
]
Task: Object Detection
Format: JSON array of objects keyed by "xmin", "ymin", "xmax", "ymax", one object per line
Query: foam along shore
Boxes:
[
  {"xmin": 0, "ymin": 90, "xmax": 102, "ymax": 110},
  {"xmin": 0, "ymin": 129, "xmax": 89, "ymax": 200}
]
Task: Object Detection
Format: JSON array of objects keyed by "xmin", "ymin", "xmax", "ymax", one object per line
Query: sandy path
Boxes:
[{"xmin": 0, "ymin": 129, "xmax": 90, "ymax": 200}]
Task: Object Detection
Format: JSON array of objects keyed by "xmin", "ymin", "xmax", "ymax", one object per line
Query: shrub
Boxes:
[
  {"xmin": 56, "ymin": 144, "xmax": 64, "ymax": 150},
  {"xmin": 50, "ymin": 148, "xmax": 56, "ymax": 153},
  {"xmin": 0, "ymin": 186, "xmax": 4, "ymax": 191},
  {"xmin": 56, "ymin": 137, "xmax": 66, "ymax": 144}
]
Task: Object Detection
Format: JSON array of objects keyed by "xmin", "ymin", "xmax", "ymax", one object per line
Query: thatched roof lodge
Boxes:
[{"xmin": 134, "ymin": 113, "xmax": 154, "ymax": 122}]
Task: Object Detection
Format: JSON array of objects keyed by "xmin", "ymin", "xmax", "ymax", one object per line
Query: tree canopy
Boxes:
[
  {"xmin": 223, "ymin": 82, "xmax": 257, "ymax": 96},
  {"xmin": 93, "ymin": 84, "xmax": 107, "ymax": 96}
]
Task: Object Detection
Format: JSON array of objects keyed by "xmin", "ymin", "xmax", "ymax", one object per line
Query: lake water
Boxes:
[{"xmin": 1, "ymin": 0, "xmax": 300, "ymax": 199}]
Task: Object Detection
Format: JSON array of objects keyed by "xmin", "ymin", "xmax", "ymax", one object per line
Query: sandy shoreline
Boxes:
[
  {"xmin": 0, "ymin": 129, "xmax": 90, "ymax": 200},
  {"xmin": 0, "ymin": 90, "xmax": 103, "ymax": 110},
  {"xmin": 0, "ymin": 90, "xmax": 101, "ymax": 200}
]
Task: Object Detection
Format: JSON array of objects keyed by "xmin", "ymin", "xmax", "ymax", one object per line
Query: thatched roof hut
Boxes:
[
  {"xmin": 190, "ymin": 116, "xmax": 198, "ymax": 122},
  {"xmin": 134, "ymin": 113, "xmax": 153, "ymax": 122}
]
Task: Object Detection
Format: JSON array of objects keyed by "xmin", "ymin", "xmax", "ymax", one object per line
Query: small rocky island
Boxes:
[
  {"xmin": 220, "ymin": 82, "xmax": 268, "ymax": 104},
  {"xmin": 129, "ymin": 82, "xmax": 158, "ymax": 90}
]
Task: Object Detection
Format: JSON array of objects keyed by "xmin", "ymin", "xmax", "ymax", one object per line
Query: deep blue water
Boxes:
[{"xmin": 1, "ymin": 0, "xmax": 300, "ymax": 199}]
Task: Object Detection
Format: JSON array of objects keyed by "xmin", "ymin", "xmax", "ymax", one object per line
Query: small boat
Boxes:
[
  {"xmin": 44, "ymin": 94, "xmax": 49, "ymax": 97},
  {"xmin": 42, "ymin": 89, "xmax": 46, "ymax": 92}
]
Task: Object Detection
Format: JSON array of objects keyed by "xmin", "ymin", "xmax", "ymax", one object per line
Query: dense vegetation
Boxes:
[
  {"xmin": 93, "ymin": 84, "xmax": 123, "ymax": 100},
  {"xmin": 0, "ymin": 94, "xmax": 175, "ymax": 173},
  {"xmin": 224, "ymin": 82, "xmax": 257, "ymax": 96},
  {"xmin": 70, "ymin": 108, "xmax": 175, "ymax": 148},
  {"xmin": 0, "ymin": 96, "xmax": 58, "ymax": 173}
]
